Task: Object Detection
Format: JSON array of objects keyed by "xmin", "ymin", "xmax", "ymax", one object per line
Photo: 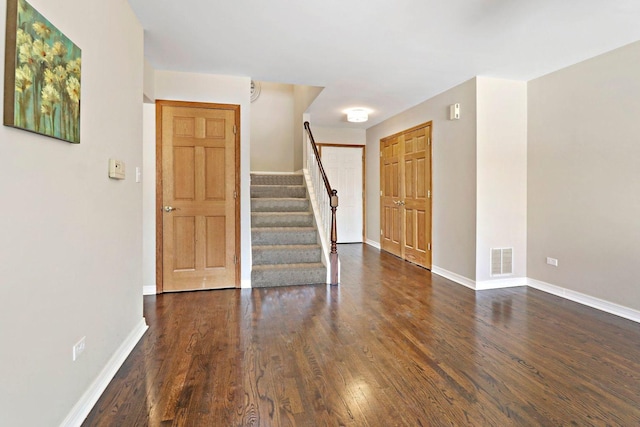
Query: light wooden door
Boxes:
[
  {"xmin": 321, "ymin": 145, "xmax": 364, "ymax": 243},
  {"xmin": 158, "ymin": 101, "xmax": 239, "ymax": 292},
  {"xmin": 380, "ymin": 123, "xmax": 432, "ymax": 268},
  {"xmin": 380, "ymin": 135, "xmax": 402, "ymax": 257},
  {"xmin": 402, "ymin": 126, "xmax": 431, "ymax": 267}
]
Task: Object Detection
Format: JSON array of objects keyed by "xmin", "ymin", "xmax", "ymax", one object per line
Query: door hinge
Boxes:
[
  {"xmin": 234, "ymin": 255, "xmax": 238, "ymax": 265},
  {"xmin": 428, "ymin": 190, "xmax": 431, "ymax": 199},
  {"xmin": 233, "ymin": 125, "xmax": 237, "ymax": 135},
  {"xmin": 428, "ymin": 137, "xmax": 431, "ymax": 146},
  {"xmin": 380, "ymin": 190, "xmax": 383, "ymax": 196},
  {"xmin": 428, "ymin": 243, "xmax": 431, "ymax": 251},
  {"xmin": 380, "ymin": 151, "xmax": 383, "ymax": 157},
  {"xmin": 233, "ymin": 191, "xmax": 237, "ymax": 199},
  {"xmin": 380, "ymin": 229, "xmax": 383, "ymax": 236}
]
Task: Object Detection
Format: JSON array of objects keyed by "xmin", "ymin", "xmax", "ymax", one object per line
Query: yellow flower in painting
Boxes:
[
  {"xmin": 66, "ymin": 58, "xmax": 81, "ymax": 77},
  {"xmin": 66, "ymin": 76, "xmax": 80, "ymax": 103},
  {"xmin": 19, "ymin": 43, "xmax": 35, "ymax": 66},
  {"xmin": 55, "ymin": 65, "xmax": 68, "ymax": 82},
  {"xmin": 32, "ymin": 21, "xmax": 51, "ymax": 39},
  {"xmin": 52, "ymin": 41, "xmax": 67, "ymax": 57},
  {"xmin": 32, "ymin": 39, "xmax": 52, "ymax": 65},
  {"xmin": 44, "ymin": 68, "xmax": 55, "ymax": 85},
  {"xmin": 42, "ymin": 83, "xmax": 61, "ymax": 105},
  {"xmin": 15, "ymin": 65, "xmax": 33, "ymax": 93},
  {"xmin": 16, "ymin": 29, "xmax": 32, "ymax": 46},
  {"xmin": 44, "ymin": 66, "xmax": 68, "ymax": 86},
  {"xmin": 41, "ymin": 102, "xmax": 53, "ymax": 116}
]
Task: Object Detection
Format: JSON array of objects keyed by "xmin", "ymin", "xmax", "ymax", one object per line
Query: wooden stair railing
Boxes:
[{"xmin": 304, "ymin": 121, "xmax": 339, "ymax": 285}]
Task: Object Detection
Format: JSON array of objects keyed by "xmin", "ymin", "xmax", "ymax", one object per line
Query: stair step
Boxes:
[
  {"xmin": 251, "ymin": 185, "xmax": 306, "ymax": 199},
  {"xmin": 249, "ymin": 173, "xmax": 324, "ymax": 287},
  {"xmin": 251, "ymin": 174, "xmax": 304, "ymax": 186},
  {"xmin": 251, "ymin": 212, "xmax": 314, "ymax": 228},
  {"xmin": 252, "ymin": 244, "xmax": 322, "ymax": 265},
  {"xmin": 252, "ymin": 227, "xmax": 317, "ymax": 245},
  {"xmin": 251, "ymin": 198, "xmax": 310, "ymax": 212},
  {"xmin": 251, "ymin": 263, "xmax": 326, "ymax": 288}
]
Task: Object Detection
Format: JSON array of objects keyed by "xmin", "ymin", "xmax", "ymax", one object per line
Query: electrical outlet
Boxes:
[
  {"xmin": 546, "ymin": 257, "xmax": 558, "ymax": 267},
  {"xmin": 73, "ymin": 336, "xmax": 86, "ymax": 361}
]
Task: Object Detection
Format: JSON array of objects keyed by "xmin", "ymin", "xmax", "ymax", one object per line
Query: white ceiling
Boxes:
[{"xmin": 129, "ymin": 0, "xmax": 640, "ymax": 129}]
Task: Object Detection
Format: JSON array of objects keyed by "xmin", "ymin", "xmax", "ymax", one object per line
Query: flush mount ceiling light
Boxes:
[{"xmin": 346, "ymin": 108, "xmax": 368, "ymax": 123}]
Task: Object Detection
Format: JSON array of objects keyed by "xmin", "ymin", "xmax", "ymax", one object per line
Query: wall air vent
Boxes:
[{"xmin": 491, "ymin": 248, "xmax": 513, "ymax": 276}]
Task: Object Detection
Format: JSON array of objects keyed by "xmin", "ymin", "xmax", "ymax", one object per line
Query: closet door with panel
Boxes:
[{"xmin": 380, "ymin": 123, "xmax": 432, "ymax": 269}]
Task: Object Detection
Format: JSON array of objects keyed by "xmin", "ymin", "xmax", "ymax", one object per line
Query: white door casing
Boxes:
[{"xmin": 321, "ymin": 146, "xmax": 364, "ymax": 243}]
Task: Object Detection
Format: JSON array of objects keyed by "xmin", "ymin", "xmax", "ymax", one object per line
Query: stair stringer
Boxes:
[{"xmin": 302, "ymin": 168, "xmax": 336, "ymax": 285}]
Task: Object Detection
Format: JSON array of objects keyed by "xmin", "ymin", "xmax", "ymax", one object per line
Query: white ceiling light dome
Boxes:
[{"xmin": 346, "ymin": 108, "xmax": 368, "ymax": 123}]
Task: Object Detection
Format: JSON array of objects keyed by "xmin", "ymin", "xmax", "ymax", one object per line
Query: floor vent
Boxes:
[{"xmin": 491, "ymin": 248, "xmax": 513, "ymax": 276}]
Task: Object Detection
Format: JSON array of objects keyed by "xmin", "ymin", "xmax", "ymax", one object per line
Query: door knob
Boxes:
[{"xmin": 163, "ymin": 206, "xmax": 178, "ymax": 212}]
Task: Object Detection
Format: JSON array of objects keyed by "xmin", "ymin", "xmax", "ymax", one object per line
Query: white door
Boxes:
[{"xmin": 321, "ymin": 146, "xmax": 364, "ymax": 243}]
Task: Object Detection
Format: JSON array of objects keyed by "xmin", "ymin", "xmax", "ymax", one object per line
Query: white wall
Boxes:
[
  {"xmin": 250, "ymin": 82, "xmax": 324, "ymax": 172},
  {"xmin": 251, "ymin": 82, "xmax": 294, "ymax": 172},
  {"xmin": 528, "ymin": 41, "xmax": 640, "ymax": 311},
  {"xmin": 366, "ymin": 79, "xmax": 478, "ymax": 280},
  {"xmin": 476, "ymin": 77, "xmax": 527, "ymax": 284},
  {"xmin": 0, "ymin": 0, "xmax": 145, "ymax": 425},
  {"xmin": 143, "ymin": 58, "xmax": 155, "ymax": 103},
  {"xmin": 293, "ymin": 85, "xmax": 323, "ymax": 170},
  {"xmin": 153, "ymin": 71, "xmax": 252, "ymax": 287},
  {"xmin": 313, "ymin": 126, "xmax": 366, "ymax": 145},
  {"xmin": 142, "ymin": 104, "xmax": 156, "ymax": 294}
]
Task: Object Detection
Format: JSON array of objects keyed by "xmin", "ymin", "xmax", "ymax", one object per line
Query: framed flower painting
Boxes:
[{"xmin": 4, "ymin": 0, "xmax": 81, "ymax": 143}]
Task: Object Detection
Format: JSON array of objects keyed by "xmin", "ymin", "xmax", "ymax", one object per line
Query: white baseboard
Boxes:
[
  {"xmin": 365, "ymin": 239, "xmax": 381, "ymax": 250},
  {"xmin": 527, "ymin": 278, "xmax": 640, "ymax": 324},
  {"xmin": 433, "ymin": 268, "xmax": 640, "ymax": 323},
  {"xmin": 431, "ymin": 266, "xmax": 476, "ymax": 290},
  {"xmin": 60, "ymin": 318, "xmax": 149, "ymax": 427},
  {"xmin": 143, "ymin": 285, "xmax": 156, "ymax": 295},
  {"xmin": 241, "ymin": 279, "xmax": 251, "ymax": 289},
  {"xmin": 434, "ymin": 269, "xmax": 640, "ymax": 322},
  {"xmin": 431, "ymin": 267, "xmax": 526, "ymax": 291},
  {"xmin": 476, "ymin": 277, "xmax": 527, "ymax": 290}
]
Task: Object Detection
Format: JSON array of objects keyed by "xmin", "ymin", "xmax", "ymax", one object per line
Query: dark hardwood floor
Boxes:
[{"xmin": 84, "ymin": 244, "xmax": 640, "ymax": 426}]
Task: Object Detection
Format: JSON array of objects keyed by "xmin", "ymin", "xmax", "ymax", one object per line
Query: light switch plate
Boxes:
[
  {"xmin": 109, "ymin": 159, "xmax": 125, "ymax": 179},
  {"xmin": 449, "ymin": 103, "xmax": 460, "ymax": 120}
]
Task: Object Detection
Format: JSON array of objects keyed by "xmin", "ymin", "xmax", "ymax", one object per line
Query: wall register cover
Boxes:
[{"xmin": 491, "ymin": 248, "xmax": 513, "ymax": 276}]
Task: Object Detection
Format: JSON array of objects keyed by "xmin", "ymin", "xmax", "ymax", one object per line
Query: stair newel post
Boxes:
[{"xmin": 330, "ymin": 190, "xmax": 339, "ymax": 286}]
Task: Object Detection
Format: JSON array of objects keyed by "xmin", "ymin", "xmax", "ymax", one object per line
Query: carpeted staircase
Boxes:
[{"xmin": 251, "ymin": 174, "xmax": 327, "ymax": 287}]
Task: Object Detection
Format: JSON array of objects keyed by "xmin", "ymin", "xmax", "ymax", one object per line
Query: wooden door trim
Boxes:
[
  {"xmin": 155, "ymin": 99, "xmax": 241, "ymax": 293},
  {"xmin": 380, "ymin": 121, "xmax": 432, "ymax": 142},
  {"xmin": 318, "ymin": 143, "xmax": 367, "ymax": 242},
  {"xmin": 426, "ymin": 124, "xmax": 433, "ymax": 268}
]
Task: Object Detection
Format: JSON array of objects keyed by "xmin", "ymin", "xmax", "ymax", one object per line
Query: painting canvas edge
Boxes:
[{"xmin": 3, "ymin": 0, "xmax": 18, "ymax": 127}]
